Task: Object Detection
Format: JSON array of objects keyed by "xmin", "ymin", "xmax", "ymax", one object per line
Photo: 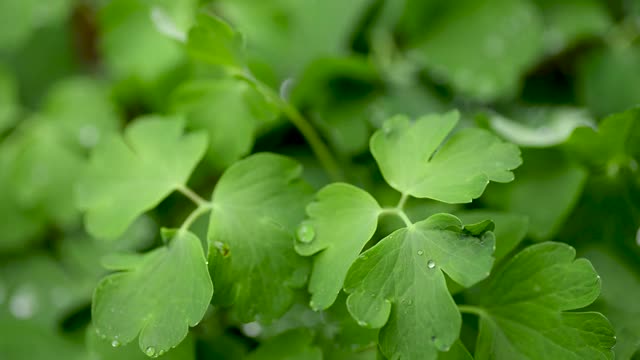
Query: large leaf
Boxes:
[
  {"xmin": 208, "ymin": 153, "xmax": 313, "ymax": 321},
  {"xmin": 371, "ymin": 111, "xmax": 521, "ymax": 203},
  {"xmin": 76, "ymin": 116, "xmax": 207, "ymax": 239},
  {"xmin": 92, "ymin": 231, "xmax": 212, "ymax": 357},
  {"xmin": 473, "ymin": 242, "xmax": 615, "ymax": 359},
  {"xmin": 410, "ymin": 0, "xmax": 543, "ymax": 101},
  {"xmin": 344, "ymin": 214, "xmax": 495, "ymax": 359},
  {"xmin": 295, "ymin": 183, "xmax": 381, "ymax": 310}
]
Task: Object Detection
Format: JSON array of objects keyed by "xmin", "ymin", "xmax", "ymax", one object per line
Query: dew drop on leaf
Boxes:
[
  {"xmin": 296, "ymin": 223, "xmax": 316, "ymax": 243},
  {"xmin": 417, "ymin": 250, "xmax": 424, "ymax": 256},
  {"xmin": 427, "ymin": 260, "xmax": 436, "ymax": 269},
  {"xmin": 145, "ymin": 347, "xmax": 156, "ymax": 357},
  {"xmin": 357, "ymin": 320, "xmax": 368, "ymax": 327},
  {"xmin": 111, "ymin": 340, "xmax": 120, "ymax": 347}
]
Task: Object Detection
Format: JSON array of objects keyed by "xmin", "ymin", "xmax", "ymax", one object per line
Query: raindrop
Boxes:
[
  {"xmin": 417, "ymin": 250, "xmax": 424, "ymax": 256},
  {"xmin": 427, "ymin": 260, "xmax": 436, "ymax": 269},
  {"xmin": 145, "ymin": 347, "xmax": 156, "ymax": 357},
  {"xmin": 9, "ymin": 285, "xmax": 38, "ymax": 319},
  {"xmin": 296, "ymin": 223, "xmax": 316, "ymax": 244},
  {"xmin": 111, "ymin": 340, "xmax": 121, "ymax": 347},
  {"xmin": 78, "ymin": 125, "xmax": 100, "ymax": 148},
  {"xmin": 357, "ymin": 320, "xmax": 368, "ymax": 327},
  {"xmin": 242, "ymin": 322, "xmax": 262, "ymax": 337}
]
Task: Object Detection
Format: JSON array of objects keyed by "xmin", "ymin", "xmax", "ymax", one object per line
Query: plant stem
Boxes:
[
  {"xmin": 235, "ymin": 71, "xmax": 344, "ymax": 182},
  {"xmin": 457, "ymin": 305, "xmax": 488, "ymax": 318},
  {"xmin": 177, "ymin": 185, "xmax": 210, "ymax": 207},
  {"xmin": 396, "ymin": 192, "xmax": 409, "ymax": 210},
  {"xmin": 380, "ymin": 208, "xmax": 413, "ymax": 227},
  {"xmin": 179, "ymin": 204, "xmax": 213, "ymax": 234}
]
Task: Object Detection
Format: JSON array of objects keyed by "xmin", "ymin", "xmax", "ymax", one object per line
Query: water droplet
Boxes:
[
  {"xmin": 358, "ymin": 254, "xmax": 368, "ymax": 260},
  {"xmin": 296, "ymin": 223, "xmax": 316, "ymax": 243},
  {"xmin": 357, "ymin": 320, "xmax": 368, "ymax": 327},
  {"xmin": 427, "ymin": 260, "xmax": 436, "ymax": 269},
  {"xmin": 111, "ymin": 340, "xmax": 121, "ymax": 347},
  {"xmin": 417, "ymin": 250, "xmax": 424, "ymax": 256},
  {"xmin": 309, "ymin": 300, "xmax": 320, "ymax": 311},
  {"xmin": 158, "ymin": 350, "xmax": 166, "ymax": 356},
  {"xmin": 241, "ymin": 322, "xmax": 262, "ymax": 337},
  {"xmin": 145, "ymin": 347, "xmax": 156, "ymax": 357},
  {"xmin": 78, "ymin": 124, "xmax": 100, "ymax": 148},
  {"xmin": 9, "ymin": 285, "xmax": 38, "ymax": 319},
  {"xmin": 205, "ymin": 260, "xmax": 209, "ymax": 265}
]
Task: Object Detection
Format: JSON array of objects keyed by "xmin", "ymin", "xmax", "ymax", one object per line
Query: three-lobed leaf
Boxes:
[
  {"xmin": 92, "ymin": 230, "xmax": 212, "ymax": 357},
  {"xmin": 294, "ymin": 183, "xmax": 381, "ymax": 310},
  {"xmin": 344, "ymin": 214, "xmax": 495, "ymax": 359},
  {"xmin": 76, "ymin": 116, "xmax": 207, "ymax": 239},
  {"xmin": 208, "ymin": 153, "xmax": 313, "ymax": 322},
  {"xmin": 371, "ymin": 111, "xmax": 522, "ymax": 203},
  {"xmin": 473, "ymin": 242, "xmax": 615, "ymax": 359}
]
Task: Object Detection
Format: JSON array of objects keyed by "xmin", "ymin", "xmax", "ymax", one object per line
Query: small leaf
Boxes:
[
  {"xmin": 186, "ymin": 13, "xmax": 245, "ymax": 71},
  {"xmin": 208, "ymin": 153, "xmax": 313, "ymax": 322},
  {"xmin": 473, "ymin": 242, "xmax": 615, "ymax": 360},
  {"xmin": 295, "ymin": 183, "xmax": 381, "ymax": 310},
  {"xmin": 92, "ymin": 231, "xmax": 212, "ymax": 356},
  {"xmin": 371, "ymin": 111, "xmax": 521, "ymax": 203},
  {"xmin": 77, "ymin": 116, "xmax": 207, "ymax": 239},
  {"xmin": 344, "ymin": 214, "xmax": 495, "ymax": 359}
]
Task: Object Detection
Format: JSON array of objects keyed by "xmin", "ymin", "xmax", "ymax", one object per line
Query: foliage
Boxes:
[{"xmin": 0, "ymin": 0, "xmax": 638, "ymax": 359}]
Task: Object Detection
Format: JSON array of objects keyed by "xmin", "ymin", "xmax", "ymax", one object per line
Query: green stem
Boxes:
[
  {"xmin": 396, "ymin": 192, "xmax": 409, "ymax": 210},
  {"xmin": 235, "ymin": 71, "xmax": 344, "ymax": 182},
  {"xmin": 179, "ymin": 204, "xmax": 213, "ymax": 234},
  {"xmin": 457, "ymin": 305, "xmax": 488, "ymax": 318},
  {"xmin": 177, "ymin": 185, "xmax": 210, "ymax": 207},
  {"xmin": 380, "ymin": 208, "xmax": 413, "ymax": 227}
]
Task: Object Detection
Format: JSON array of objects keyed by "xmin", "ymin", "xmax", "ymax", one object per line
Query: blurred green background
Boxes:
[{"xmin": 0, "ymin": 0, "xmax": 639, "ymax": 359}]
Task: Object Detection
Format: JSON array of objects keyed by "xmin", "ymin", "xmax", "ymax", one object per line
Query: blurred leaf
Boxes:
[
  {"xmin": 217, "ymin": 0, "xmax": 373, "ymax": 79},
  {"xmin": 578, "ymin": 46, "xmax": 640, "ymax": 117},
  {"xmin": 0, "ymin": 0, "xmax": 73, "ymax": 51},
  {"xmin": 186, "ymin": 13, "xmax": 246, "ymax": 71},
  {"xmin": 171, "ymin": 77, "xmax": 275, "ymax": 169},
  {"xmin": 483, "ymin": 149, "xmax": 587, "ymax": 241},
  {"xmin": 42, "ymin": 77, "xmax": 122, "ymax": 150},
  {"xmin": 77, "ymin": 116, "xmax": 207, "ymax": 239},
  {"xmin": 245, "ymin": 329, "xmax": 322, "ymax": 360},
  {"xmin": 487, "ymin": 107, "xmax": 594, "ymax": 148},
  {"xmin": 411, "ymin": 0, "xmax": 544, "ymax": 101},
  {"xmin": 0, "ymin": 65, "xmax": 20, "ymax": 134},
  {"xmin": 535, "ymin": 0, "xmax": 612, "ymax": 54}
]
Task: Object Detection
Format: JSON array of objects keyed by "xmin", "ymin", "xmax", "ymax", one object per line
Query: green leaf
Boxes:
[
  {"xmin": 186, "ymin": 13, "xmax": 246, "ymax": 71},
  {"xmin": 456, "ymin": 210, "xmax": 528, "ymax": 262},
  {"xmin": 99, "ymin": 0, "xmax": 195, "ymax": 81},
  {"xmin": 87, "ymin": 325, "xmax": 195, "ymax": 360},
  {"xmin": 295, "ymin": 183, "xmax": 381, "ymax": 310},
  {"xmin": 483, "ymin": 149, "xmax": 587, "ymax": 241},
  {"xmin": 578, "ymin": 46, "xmax": 640, "ymax": 117},
  {"xmin": 371, "ymin": 111, "xmax": 521, "ymax": 203},
  {"xmin": 0, "ymin": 0, "xmax": 73, "ymax": 51},
  {"xmin": 584, "ymin": 248, "xmax": 640, "ymax": 359},
  {"xmin": 171, "ymin": 78, "xmax": 274, "ymax": 169},
  {"xmin": 0, "ymin": 65, "xmax": 20, "ymax": 135},
  {"xmin": 217, "ymin": 0, "xmax": 373, "ymax": 79},
  {"xmin": 344, "ymin": 214, "xmax": 495, "ymax": 359},
  {"xmin": 208, "ymin": 153, "xmax": 313, "ymax": 321},
  {"xmin": 410, "ymin": 0, "xmax": 543, "ymax": 101},
  {"xmin": 534, "ymin": 0, "xmax": 612, "ymax": 54},
  {"xmin": 92, "ymin": 231, "xmax": 212, "ymax": 356},
  {"xmin": 42, "ymin": 77, "xmax": 122, "ymax": 149},
  {"xmin": 245, "ymin": 330, "xmax": 322, "ymax": 360},
  {"xmin": 77, "ymin": 115, "xmax": 207, "ymax": 239},
  {"xmin": 473, "ymin": 242, "xmax": 615, "ymax": 360}
]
